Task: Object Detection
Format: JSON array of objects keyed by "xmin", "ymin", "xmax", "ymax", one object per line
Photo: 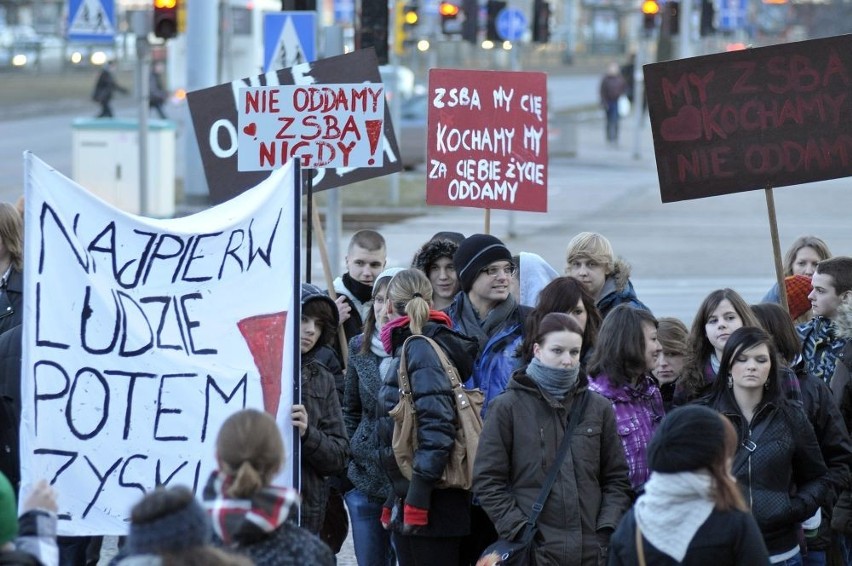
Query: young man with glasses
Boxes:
[{"xmin": 445, "ymin": 233, "xmax": 532, "ymax": 564}]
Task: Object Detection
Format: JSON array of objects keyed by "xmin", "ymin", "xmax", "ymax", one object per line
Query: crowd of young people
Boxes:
[{"xmin": 1, "ymin": 204, "xmax": 850, "ymax": 566}]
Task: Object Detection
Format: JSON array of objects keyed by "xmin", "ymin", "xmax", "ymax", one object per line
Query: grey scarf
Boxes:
[
  {"xmin": 526, "ymin": 357, "xmax": 580, "ymax": 400},
  {"xmin": 456, "ymin": 292, "xmax": 518, "ymax": 350}
]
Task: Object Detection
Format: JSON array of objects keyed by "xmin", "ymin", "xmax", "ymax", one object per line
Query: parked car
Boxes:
[{"xmin": 399, "ymin": 93, "xmax": 427, "ymax": 170}]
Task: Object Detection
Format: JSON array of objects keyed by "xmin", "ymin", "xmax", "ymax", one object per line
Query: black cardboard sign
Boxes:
[
  {"xmin": 187, "ymin": 49, "xmax": 403, "ymax": 204},
  {"xmin": 644, "ymin": 34, "xmax": 852, "ymax": 203}
]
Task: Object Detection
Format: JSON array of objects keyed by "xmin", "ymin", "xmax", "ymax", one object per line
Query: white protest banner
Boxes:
[
  {"xmin": 238, "ymin": 84, "xmax": 386, "ymax": 171},
  {"xmin": 20, "ymin": 153, "xmax": 301, "ymax": 536}
]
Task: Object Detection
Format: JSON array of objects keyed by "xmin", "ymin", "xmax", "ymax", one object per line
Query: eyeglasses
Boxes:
[{"xmin": 480, "ymin": 264, "xmax": 516, "ymax": 278}]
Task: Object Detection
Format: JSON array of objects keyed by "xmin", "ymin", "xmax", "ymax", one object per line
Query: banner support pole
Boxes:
[
  {"xmin": 305, "ymin": 167, "xmax": 313, "ymax": 283},
  {"xmin": 764, "ymin": 186, "xmax": 789, "ymax": 314},
  {"xmin": 311, "ymin": 201, "xmax": 349, "ymax": 367},
  {"xmin": 484, "ymin": 208, "xmax": 491, "ymax": 235}
]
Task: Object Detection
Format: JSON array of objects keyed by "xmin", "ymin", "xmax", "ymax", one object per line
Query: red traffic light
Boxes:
[{"xmin": 439, "ymin": 2, "xmax": 460, "ymax": 17}]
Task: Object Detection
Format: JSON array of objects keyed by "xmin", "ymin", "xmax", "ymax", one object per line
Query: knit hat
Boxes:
[
  {"xmin": 453, "ymin": 234, "xmax": 513, "ymax": 292},
  {"xmin": 412, "ymin": 239, "xmax": 459, "ymax": 274},
  {"xmin": 0, "ymin": 473, "xmax": 17, "ymax": 546},
  {"xmin": 127, "ymin": 487, "xmax": 212, "ymax": 555},
  {"xmin": 646, "ymin": 405, "xmax": 725, "ymax": 473},
  {"xmin": 785, "ymin": 274, "xmax": 813, "ymax": 320},
  {"xmin": 300, "ymin": 283, "xmax": 340, "ymax": 327}
]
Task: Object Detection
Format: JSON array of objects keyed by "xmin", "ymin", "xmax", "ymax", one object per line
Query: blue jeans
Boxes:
[
  {"xmin": 774, "ymin": 550, "xmax": 804, "ymax": 566},
  {"xmin": 803, "ymin": 549, "xmax": 826, "ymax": 566},
  {"xmin": 344, "ymin": 488, "xmax": 395, "ymax": 566},
  {"xmin": 839, "ymin": 534, "xmax": 852, "ymax": 565}
]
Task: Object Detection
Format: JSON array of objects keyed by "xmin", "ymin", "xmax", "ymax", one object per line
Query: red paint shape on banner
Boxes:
[
  {"xmin": 243, "ymin": 122, "xmax": 257, "ymax": 137},
  {"xmin": 237, "ymin": 312, "xmax": 287, "ymax": 417},
  {"xmin": 426, "ymin": 69, "xmax": 549, "ymax": 213},
  {"xmin": 365, "ymin": 119, "xmax": 382, "ymax": 165}
]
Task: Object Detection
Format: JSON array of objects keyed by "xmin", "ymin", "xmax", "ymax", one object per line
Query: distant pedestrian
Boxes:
[
  {"xmin": 91, "ymin": 60, "xmax": 127, "ymax": 118},
  {"xmin": 149, "ymin": 63, "xmax": 168, "ymax": 119},
  {"xmin": 600, "ymin": 62, "xmax": 627, "ymax": 145}
]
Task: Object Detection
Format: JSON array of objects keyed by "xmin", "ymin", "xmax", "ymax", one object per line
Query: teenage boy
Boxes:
[
  {"xmin": 333, "ymin": 230, "xmax": 387, "ymax": 343},
  {"xmin": 798, "ymin": 256, "xmax": 852, "ymax": 383}
]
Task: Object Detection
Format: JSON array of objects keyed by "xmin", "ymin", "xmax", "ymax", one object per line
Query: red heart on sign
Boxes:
[{"xmin": 243, "ymin": 122, "xmax": 257, "ymax": 137}]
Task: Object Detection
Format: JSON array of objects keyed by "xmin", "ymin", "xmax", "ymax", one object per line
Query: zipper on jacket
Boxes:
[{"xmin": 744, "ymin": 424, "xmax": 757, "ymax": 509}]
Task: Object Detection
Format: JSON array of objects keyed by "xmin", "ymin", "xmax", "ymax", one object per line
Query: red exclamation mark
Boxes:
[{"xmin": 365, "ymin": 120, "xmax": 382, "ymax": 165}]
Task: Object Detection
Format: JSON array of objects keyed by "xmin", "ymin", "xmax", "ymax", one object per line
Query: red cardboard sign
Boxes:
[
  {"xmin": 644, "ymin": 34, "xmax": 852, "ymax": 203},
  {"xmin": 426, "ymin": 69, "xmax": 548, "ymax": 212}
]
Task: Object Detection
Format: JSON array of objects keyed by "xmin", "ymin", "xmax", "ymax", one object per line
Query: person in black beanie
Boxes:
[
  {"xmin": 444, "ymin": 233, "xmax": 530, "ymax": 564},
  {"xmin": 412, "ymin": 237, "xmax": 460, "ymax": 311},
  {"xmin": 609, "ymin": 405, "xmax": 770, "ymax": 565}
]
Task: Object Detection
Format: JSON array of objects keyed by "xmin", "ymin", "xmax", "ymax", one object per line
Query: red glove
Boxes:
[
  {"xmin": 380, "ymin": 506, "xmax": 392, "ymax": 530},
  {"xmin": 404, "ymin": 504, "xmax": 428, "ymax": 527}
]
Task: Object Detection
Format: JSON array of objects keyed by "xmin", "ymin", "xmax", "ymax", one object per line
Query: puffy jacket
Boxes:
[
  {"xmin": 376, "ymin": 320, "xmax": 479, "ymax": 537},
  {"xmin": 445, "ymin": 294, "xmax": 529, "ymax": 415},
  {"xmin": 708, "ymin": 392, "xmax": 830, "ymax": 555},
  {"xmin": 829, "ymin": 302, "xmax": 852, "ymax": 533},
  {"xmin": 343, "ymin": 334, "xmax": 392, "ymax": 504},
  {"xmin": 473, "ymin": 372, "xmax": 631, "ymax": 566}
]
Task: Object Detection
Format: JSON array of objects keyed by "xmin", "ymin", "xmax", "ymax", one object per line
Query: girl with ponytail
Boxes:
[
  {"xmin": 375, "ymin": 269, "xmax": 480, "ymax": 565},
  {"xmin": 203, "ymin": 409, "xmax": 334, "ymax": 565}
]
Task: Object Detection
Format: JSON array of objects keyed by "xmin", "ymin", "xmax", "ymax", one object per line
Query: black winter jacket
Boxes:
[
  {"xmin": 343, "ymin": 333, "xmax": 393, "ymax": 504},
  {"xmin": 795, "ymin": 363, "xmax": 852, "ymax": 549},
  {"xmin": 708, "ymin": 392, "xmax": 830, "ymax": 556},
  {"xmin": 299, "ymin": 356, "xmax": 349, "ymax": 534},
  {"xmin": 829, "ymin": 302, "xmax": 852, "ymax": 533},
  {"xmin": 608, "ymin": 507, "xmax": 770, "ymax": 565},
  {"xmin": 376, "ymin": 320, "xmax": 479, "ymax": 537}
]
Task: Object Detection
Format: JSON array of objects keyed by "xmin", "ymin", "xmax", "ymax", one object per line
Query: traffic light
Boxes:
[
  {"xmin": 667, "ymin": 1, "xmax": 680, "ymax": 35},
  {"xmin": 486, "ymin": 0, "xmax": 506, "ymax": 41},
  {"xmin": 532, "ymin": 0, "xmax": 551, "ymax": 43},
  {"xmin": 439, "ymin": 2, "xmax": 460, "ymax": 35},
  {"xmin": 641, "ymin": 0, "xmax": 659, "ymax": 31},
  {"xmin": 700, "ymin": 0, "xmax": 715, "ymax": 36},
  {"xmin": 153, "ymin": 0, "xmax": 178, "ymax": 40},
  {"xmin": 461, "ymin": 0, "xmax": 478, "ymax": 42},
  {"xmin": 360, "ymin": 0, "xmax": 390, "ymax": 64}
]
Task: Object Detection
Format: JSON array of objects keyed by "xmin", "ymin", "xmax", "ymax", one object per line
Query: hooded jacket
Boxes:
[
  {"xmin": 829, "ymin": 302, "xmax": 852, "ymax": 533},
  {"xmin": 515, "ymin": 252, "xmax": 558, "ymax": 308},
  {"xmin": 299, "ymin": 285, "xmax": 349, "ymax": 534},
  {"xmin": 376, "ymin": 320, "xmax": 479, "ymax": 537},
  {"xmin": 596, "ymin": 259, "xmax": 650, "ymax": 320},
  {"xmin": 707, "ymin": 391, "xmax": 830, "ymax": 555},
  {"xmin": 473, "ymin": 371, "xmax": 631, "ymax": 566}
]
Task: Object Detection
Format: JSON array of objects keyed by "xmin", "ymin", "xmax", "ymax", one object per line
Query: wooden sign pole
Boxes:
[
  {"xmin": 312, "ymin": 201, "xmax": 349, "ymax": 366},
  {"xmin": 764, "ymin": 186, "xmax": 789, "ymax": 314},
  {"xmin": 484, "ymin": 209, "xmax": 491, "ymax": 235}
]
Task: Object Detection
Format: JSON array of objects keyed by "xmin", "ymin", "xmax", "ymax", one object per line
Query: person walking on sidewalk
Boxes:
[
  {"xmin": 600, "ymin": 62, "xmax": 627, "ymax": 145},
  {"xmin": 91, "ymin": 60, "xmax": 128, "ymax": 118}
]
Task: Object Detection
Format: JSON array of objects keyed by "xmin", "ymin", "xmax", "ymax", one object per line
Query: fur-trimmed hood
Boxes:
[
  {"xmin": 609, "ymin": 257, "xmax": 632, "ymax": 292},
  {"xmin": 834, "ymin": 301, "xmax": 852, "ymax": 341},
  {"xmin": 411, "ymin": 238, "xmax": 458, "ymax": 273}
]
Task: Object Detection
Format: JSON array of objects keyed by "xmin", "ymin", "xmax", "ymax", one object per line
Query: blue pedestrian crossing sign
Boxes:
[
  {"xmin": 718, "ymin": 0, "xmax": 747, "ymax": 30},
  {"xmin": 67, "ymin": 0, "xmax": 116, "ymax": 43},
  {"xmin": 263, "ymin": 12, "xmax": 317, "ymax": 73},
  {"xmin": 496, "ymin": 7, "xmax": 527, "ymax": 42}
]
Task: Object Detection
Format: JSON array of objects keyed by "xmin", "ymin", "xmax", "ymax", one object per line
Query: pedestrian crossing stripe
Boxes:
[{"xmin": 68, "ymin": 0, "xmax": 115, "ymax": 38}]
